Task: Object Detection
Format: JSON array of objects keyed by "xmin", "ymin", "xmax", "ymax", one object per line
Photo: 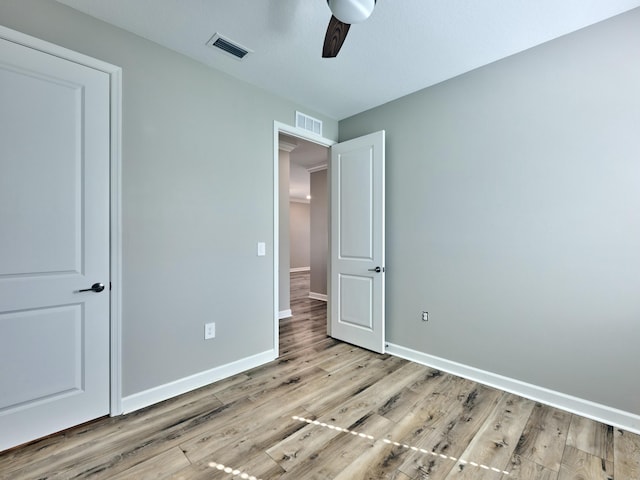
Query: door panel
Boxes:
[
  {"xmin": 0, "ymin": 36, "xmax": 110, "ymax": 451},
  {"xmin": 338, "ymin": 274, "xmax": 373, "ymax": 329},
  {"xmin": 0, "ymin": 61, "xmax": 82, "ymax": 275},
  {"xmin": 0, "ymin": 306, "xmax": 83, "ymax": 410},
  {"xmin": 330, "ymin": 131, "xmax": 385, "ymax": 353},
  {"xmin": 338, "ymin": 151, "xmax": 373, "ymax": 259}
]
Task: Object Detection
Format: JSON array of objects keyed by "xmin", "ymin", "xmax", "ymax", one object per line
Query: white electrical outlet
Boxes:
[
  {"xmin": 204, "ymin": 322, "xmax": 216, "ymax": 339},
  {"xmin": 421, "ymin": 311, "xmax": 429, "ymax": 322}
]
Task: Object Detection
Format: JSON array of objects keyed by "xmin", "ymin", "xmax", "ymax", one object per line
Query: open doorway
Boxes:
[
  {"xmin": 273, "ymin": 123, "xmax": 387, "ymax": 357},
  {"xmin": 279, "ymin": 135, "xmax": 329, "ymax": 313},
  {"xmin": 281, "ymin": 133, "xmax": 329, "ymax": 305},
  {"xmin": 273, "ymin": 123, "xmax": 335, "ymax": 356}
]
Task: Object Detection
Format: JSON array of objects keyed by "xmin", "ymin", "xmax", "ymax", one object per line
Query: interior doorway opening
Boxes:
[{"xmin": 273, "ymin": 123, "xmax": 335, "ymax": 357}]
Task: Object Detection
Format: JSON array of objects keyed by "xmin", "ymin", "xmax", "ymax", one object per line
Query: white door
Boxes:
[
  {"xmin": 330, "ymin": 131, "xmax": 385, "ymax": 353},
  {"xmin": 0, "ymin": 36, "xmax": 110, "ymax": 451}
]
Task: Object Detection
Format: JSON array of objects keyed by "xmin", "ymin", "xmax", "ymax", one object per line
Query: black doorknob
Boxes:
[{"xmin": 79, "ymin": 282, "xmax": 105, "ymax": 293}]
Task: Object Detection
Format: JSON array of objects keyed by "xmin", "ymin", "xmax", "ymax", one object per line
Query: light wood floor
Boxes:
[{"xmin": 1, "ymin": 271, "xmax": 639, "ymax": 479}]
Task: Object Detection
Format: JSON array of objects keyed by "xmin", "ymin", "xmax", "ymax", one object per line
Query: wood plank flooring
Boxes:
[{"xmin": 1, "ymin": 271, "xmax": 639, "ymax": 479}]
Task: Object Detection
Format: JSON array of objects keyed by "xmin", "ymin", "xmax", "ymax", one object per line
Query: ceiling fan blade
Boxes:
[{"xmin": 322, "ymin": 15, "xmax": 351, "ymax": 58}]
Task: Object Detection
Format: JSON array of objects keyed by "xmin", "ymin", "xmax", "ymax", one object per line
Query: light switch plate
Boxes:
[
  {"xmin": 257, "ymin": 242, "xmax": 266, "ymax": 256},
  {"xmin": 204, "ymin": 322, "xmax": 215, "ymax": 339}
]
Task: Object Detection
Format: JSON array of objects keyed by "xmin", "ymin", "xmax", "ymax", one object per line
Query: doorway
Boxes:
[
  {"xmin": 273, "ymin": 123, "xmax": 387, "ymax": 357},
  {"xmin": 273, "ymin": 123, "xmax": 335, "ymax": 356},
  {"xmin": 283, "ymin": 135, "xmax": 330, "ymax": 303}
]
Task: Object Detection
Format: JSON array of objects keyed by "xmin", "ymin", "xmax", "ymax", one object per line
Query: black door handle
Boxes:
[
  {"xmin": 79, "ymin": 282, "xmax": 105, "ymax": 293},
  {"xmin": 368, "ymin": 266, "xmax": 382, "ymax": 273}
]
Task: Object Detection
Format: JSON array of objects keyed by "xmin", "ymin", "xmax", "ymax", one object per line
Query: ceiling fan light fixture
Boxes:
[{"xmin": 328, "ymin": 0, "xmax": 375, "ymax": 24}]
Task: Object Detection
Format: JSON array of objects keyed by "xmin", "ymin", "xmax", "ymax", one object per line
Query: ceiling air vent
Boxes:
[
  {"xmin": 206, "ymin": 33, "xmax": 252, "ymax": 60},
  {"xmin": 296, "ymin": 111, "xmax": 323, "ymax": 136}
]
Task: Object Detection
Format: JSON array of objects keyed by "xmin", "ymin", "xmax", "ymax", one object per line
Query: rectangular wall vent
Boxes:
[
  {"xmin": 296, "ymin": 111, "xmax": 323, "ymax": 136},
  {"xmin": 206, "ymin": 33, "xmax": 252, "ymax": 60}
]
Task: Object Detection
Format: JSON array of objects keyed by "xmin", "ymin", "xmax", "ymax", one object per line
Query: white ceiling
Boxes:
[{"xmin": 55, "ymin": 0, "xmax": 640, "ymax": 120}]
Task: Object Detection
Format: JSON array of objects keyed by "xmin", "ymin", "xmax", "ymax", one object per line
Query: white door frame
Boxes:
[
  {"xmin": 0, "ymin": 26, "xmax": 123, "ymax": 416},
  {"xmin": 273, "ymin": 121, "xmax": 335, "ymax": 356}
]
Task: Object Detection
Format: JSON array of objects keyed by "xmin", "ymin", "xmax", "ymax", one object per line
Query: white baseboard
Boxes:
[
  {"xmin": 309, "ymin": 292, "xmax": 328, "ymax": 302},
  {"xmin": 121, "ymin": 349, "xmax": 276, "ymax": 414},
  {"xmin": 279, "ymin": 309, "xmax": 292, "ymax": 319},
  {"xmin": 385, "ymin": 343, "xmax": 640, "ymax": 435},
  {"xmin": 290, "ymin": 267, "xmax": 310, "ymax": 273}
]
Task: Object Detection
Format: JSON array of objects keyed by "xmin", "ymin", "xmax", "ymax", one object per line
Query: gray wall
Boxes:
[
  {"xmin": 310, "ymin": 170, "xmax": 328, "ymax": 296},
  {"xmin": 289, "ymin": 201, "xmax": 310, "ymax": 269},
  {"xmin": 340, "ymin": 9, "xmax": 640, "ymax": 415},
  {"xmin": 278, "ymin": 150, "xmax": 291, "ymax": 314},
  {"xmin": 0, "ymin": 0, "xmax": 338, "ymax": 397}
]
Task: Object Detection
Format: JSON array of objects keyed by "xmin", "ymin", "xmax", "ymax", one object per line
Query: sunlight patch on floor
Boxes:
[
  {"xmin": 292, "ymin": 415, "xmax": 510, "ymax": 475},
  {"xmin": 208, "ymin": 461, "xmax": 262, "ymax": 480}
]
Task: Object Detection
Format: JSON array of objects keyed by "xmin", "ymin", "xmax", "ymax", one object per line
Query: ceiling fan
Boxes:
[{"xmin": 322, "ymin": 0, "xmax": 377, "ymax": 58}]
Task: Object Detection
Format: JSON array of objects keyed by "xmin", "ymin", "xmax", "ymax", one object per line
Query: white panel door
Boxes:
[
  {"xmin": 0, "ymin": 37, "xmax": 110, "ymax": 451},
  {"xmin": 330, "ymin": 131, "xmax": 385, "ymax": 353}
]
